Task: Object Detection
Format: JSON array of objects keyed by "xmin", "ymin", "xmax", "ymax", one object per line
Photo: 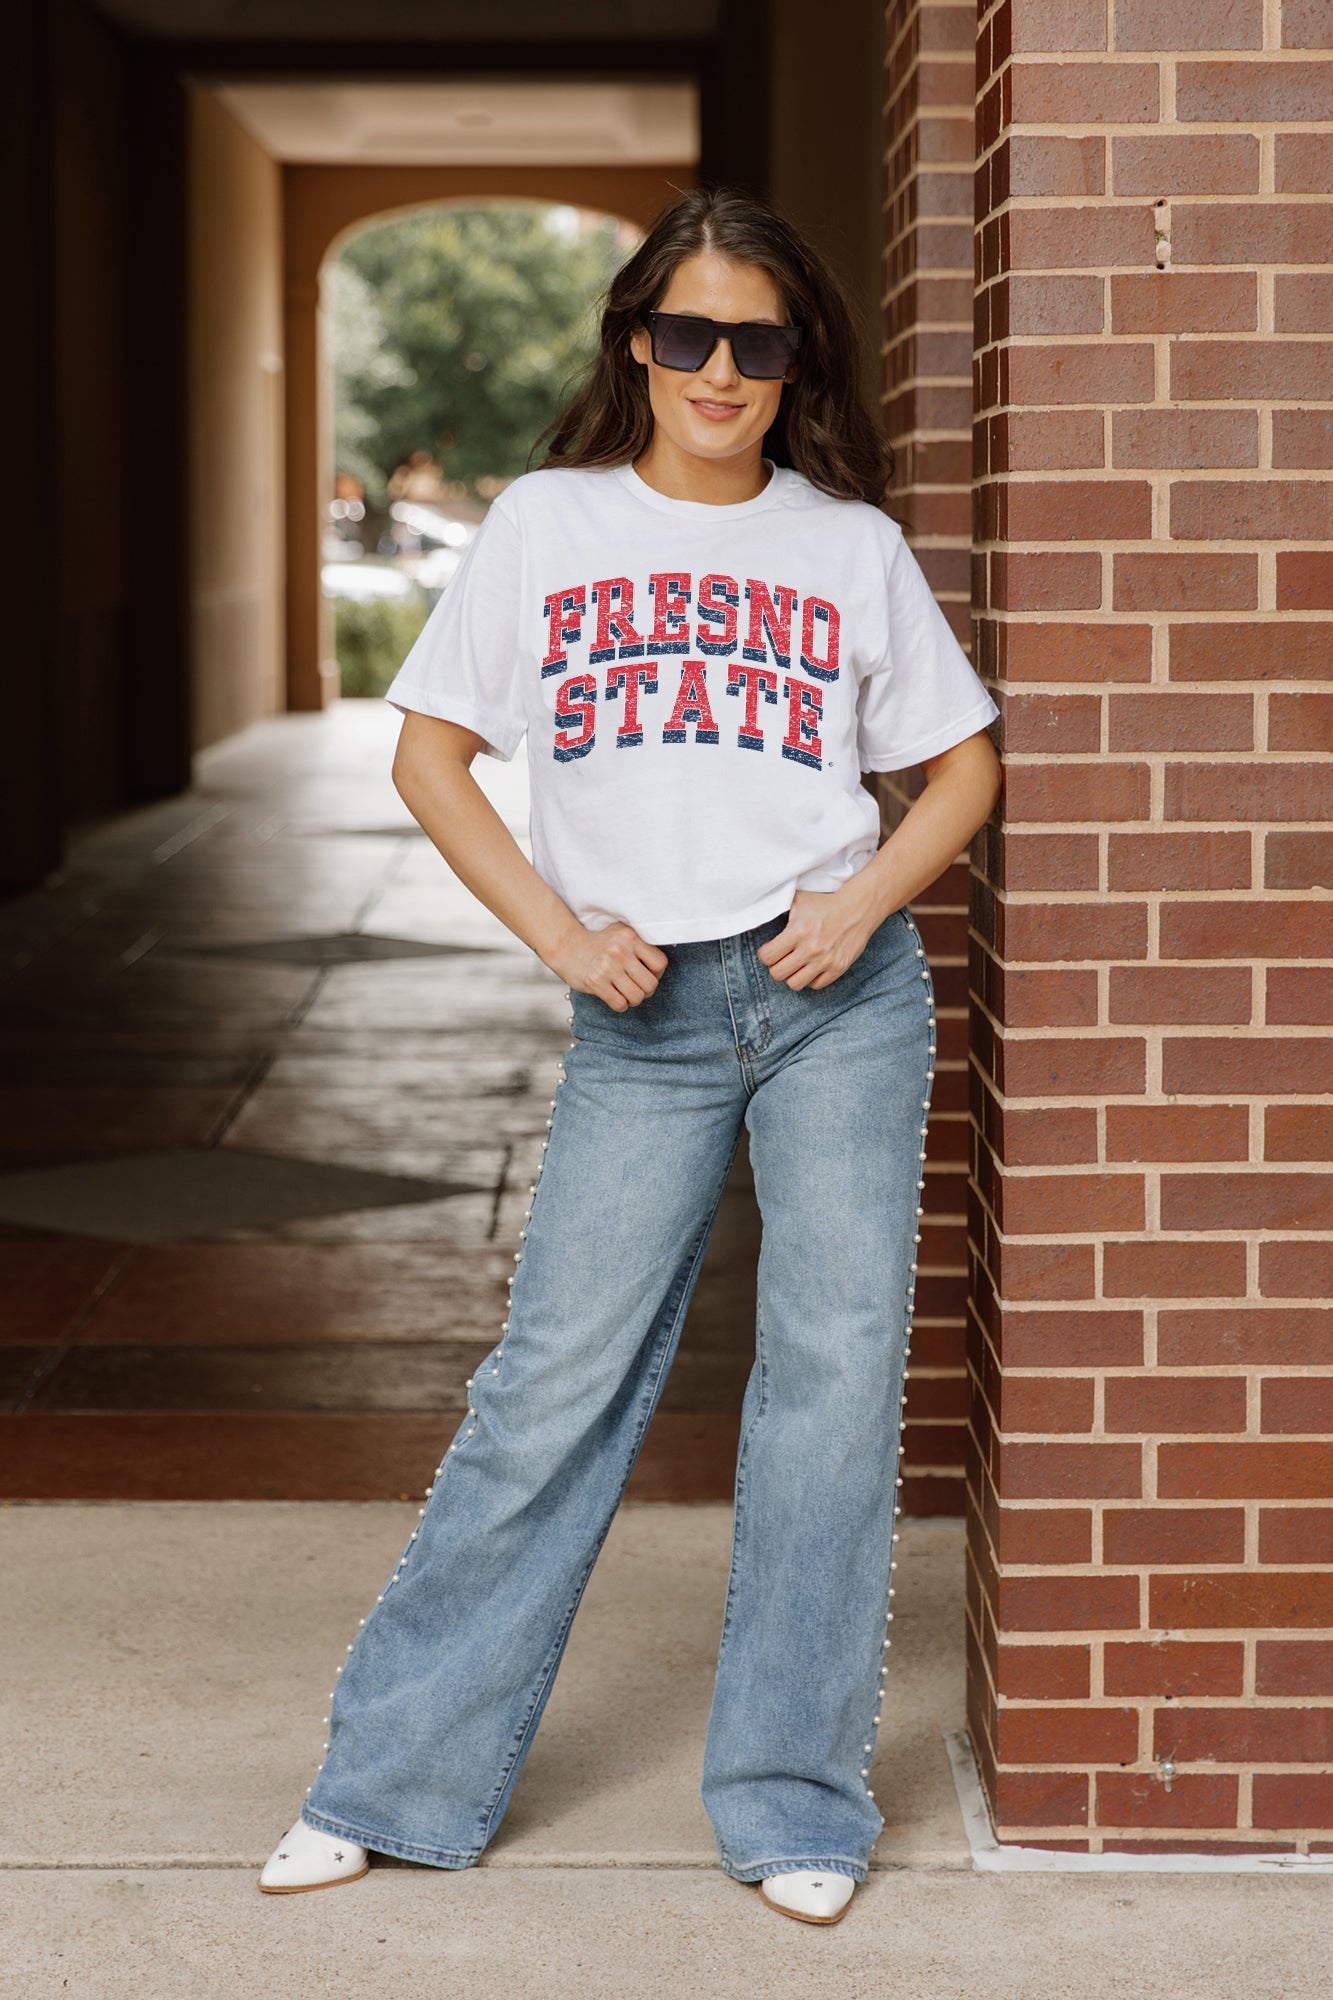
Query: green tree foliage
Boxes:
[
  {"xmin": 330, "ymin": 202, "xmax": 631, "ymax": 505},
  {"xmin": 326, "ymin": 260, "xmax": 414, "ymax": 503}
]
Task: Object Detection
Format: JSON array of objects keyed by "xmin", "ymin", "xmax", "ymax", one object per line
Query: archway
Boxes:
[
  {"xmin": 317, "ymin": 196, "xmax": 643, "ymax": 702},
  {"xmin": 284, "ymin": 164, "xmax": 692, "ymax": 711}
]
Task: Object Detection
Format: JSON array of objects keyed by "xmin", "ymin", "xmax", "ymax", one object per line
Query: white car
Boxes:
[
  {"xmin": 321, "ymin": 562, "xmax": 420, "ymax": 603},
  {"xmin": 389, "ymin": 500, "xmax": 476, "ymax": 550}
]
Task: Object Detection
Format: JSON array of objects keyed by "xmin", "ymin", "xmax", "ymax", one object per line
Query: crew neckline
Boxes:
[{"xmin": 612, "ymin": 456, "xmax": 792, "ymax": 519}]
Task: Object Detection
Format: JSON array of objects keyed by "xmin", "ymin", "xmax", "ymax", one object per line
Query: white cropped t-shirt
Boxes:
[{"xmin": 383, "ymin": 458, "xmax": 998, "ymax": 946}]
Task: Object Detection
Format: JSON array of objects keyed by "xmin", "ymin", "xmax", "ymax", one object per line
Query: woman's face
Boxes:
[{"xmin": 628, "ymin": 251, "xmax": 795, "ymax": 467}]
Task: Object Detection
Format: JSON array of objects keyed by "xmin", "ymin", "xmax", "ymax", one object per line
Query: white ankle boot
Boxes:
[
  {"xmin": 258, "ymin": 1817, "xmax": 370, "ymax": 1894},
  {"xmin": 760, "ymin": 1868, "xmax": 857, "ymax": 1924}
]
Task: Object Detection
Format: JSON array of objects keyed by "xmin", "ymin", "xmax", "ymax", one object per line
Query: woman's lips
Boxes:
[{"xmin": 689, "ymin": 398, "xmax": 744, "ymax": 421}]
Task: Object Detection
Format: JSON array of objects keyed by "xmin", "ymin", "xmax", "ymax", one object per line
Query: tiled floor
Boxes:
[{"xmin": 0, "ymin": 704, "xmax": 758, "ymax": 1498}]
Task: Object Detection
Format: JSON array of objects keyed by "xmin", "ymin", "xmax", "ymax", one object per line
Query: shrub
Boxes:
[{"xmin": 334, "ymin": 593, "xmax": 431, "ymax": 698}]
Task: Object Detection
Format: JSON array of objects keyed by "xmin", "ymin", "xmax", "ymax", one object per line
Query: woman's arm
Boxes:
[
  {"xmin": 756, "ymin": 727, "xmax": 1002, "ymax": 991},
  {"xmin": 391, "ymin": 711, "xmax": 668, "ymax": 1011}
]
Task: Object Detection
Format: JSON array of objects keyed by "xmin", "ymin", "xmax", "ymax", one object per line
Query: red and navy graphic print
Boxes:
[{"xmin": 540, "ymin": 571, "xmax": 841, "ymax": 771}]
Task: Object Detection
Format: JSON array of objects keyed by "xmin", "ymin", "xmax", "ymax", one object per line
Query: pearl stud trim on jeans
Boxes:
[{"xmin": 860, "ymin": 909, "xmax": 936, "ymax": 1841}]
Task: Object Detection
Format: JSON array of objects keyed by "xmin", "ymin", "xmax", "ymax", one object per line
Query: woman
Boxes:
[{"xmin": 260, "ymin": 185, "xmax": 1000, "ymax": 1927}]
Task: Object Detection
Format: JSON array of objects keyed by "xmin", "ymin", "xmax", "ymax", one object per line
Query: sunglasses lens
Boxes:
[
  {"xmin": 731, "ymin": 327, "xmax": 794, "ymax": 379},
  {"xmin": 651, "ymin": 316, "xmax": 715, "ymax": 371}
]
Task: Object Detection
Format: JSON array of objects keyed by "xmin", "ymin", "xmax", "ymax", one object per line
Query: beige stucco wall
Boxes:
[{"xmin": 187, "ymin": 89, "xmax": 284, "ymax": 749}]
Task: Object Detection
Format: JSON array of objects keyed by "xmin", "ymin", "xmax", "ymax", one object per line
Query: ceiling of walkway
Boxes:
[
  {"xmin": 89, "ymin": 0, "xmax": 721, "ymax": 39},
  {"xmin": 213, "ymin": 80, "xmax": 698, "ymax": 166}
]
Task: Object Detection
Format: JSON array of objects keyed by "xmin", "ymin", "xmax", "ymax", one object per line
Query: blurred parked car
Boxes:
[{"xmin": 321, "ymin": 562, "xmax": 421, "ymax": 603}]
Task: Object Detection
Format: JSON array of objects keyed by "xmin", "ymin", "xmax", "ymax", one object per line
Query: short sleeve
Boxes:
[
  {"xmin": 382, "ymin": 501, "xmax": 526, "ymax": 762},
  {"xmin": 856, "ymin": 524, "xmax": 998, "ymax": 773}
]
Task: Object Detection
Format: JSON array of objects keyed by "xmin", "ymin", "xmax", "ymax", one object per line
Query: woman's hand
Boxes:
[
  {"xmin": 755, "ymin": 887, "xmax": 876, "ymax": 992},
  {"xmin": 547, "ymin": 920, "xmax": 669, "ymax": 1012},
  {"xmin": 757, "ymin": 728, "xmax": 1002, "ymax": 993}
]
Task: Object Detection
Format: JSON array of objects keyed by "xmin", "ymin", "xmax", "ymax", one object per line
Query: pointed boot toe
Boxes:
[
  {"xmin": 258, "ymin": 1817, "xmax": 370, "ymax": 1894},
  {"xmin": 759, "ymin": 1869, "xmax": 857, "ymax": 1924}
]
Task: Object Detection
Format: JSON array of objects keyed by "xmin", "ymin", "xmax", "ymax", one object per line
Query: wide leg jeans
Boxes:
[{"xmin": 302, "ymin": 903, "xmax": 936, "ymax": 1885}]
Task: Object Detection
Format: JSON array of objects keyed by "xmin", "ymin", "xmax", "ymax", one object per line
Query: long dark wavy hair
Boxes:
[{"xmin": 529, "ymin": 184, "xmax": 894, "ymax": 509}]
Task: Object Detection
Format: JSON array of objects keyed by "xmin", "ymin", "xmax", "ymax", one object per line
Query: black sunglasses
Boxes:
[{"xmin": 641, "ymin": 308, "xmax": 802, "ymax": 381}]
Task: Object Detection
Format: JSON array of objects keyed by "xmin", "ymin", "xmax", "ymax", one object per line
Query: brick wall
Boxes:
[
  {"xmin": 967, "ymin": 0, "xmax": 1333, "ymax": 1851},
  {"xmin": 881, "ymin": 0, "xmax": 979, "ymax": 1517}
]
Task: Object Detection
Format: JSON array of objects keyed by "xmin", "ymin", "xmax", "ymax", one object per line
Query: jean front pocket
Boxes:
[
  {"xmin": 827, "ymin": 906, "xmax": 917, "ymax": 1012},
  {"xmin": 568, "ymin": 981, "xmax": 635, "ymax": 1037}
]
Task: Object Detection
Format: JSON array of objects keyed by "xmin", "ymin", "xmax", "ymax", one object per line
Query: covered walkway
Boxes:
[{"xmin": 0, "ymin": 702, "xmax": 766, "ymax": 1500}]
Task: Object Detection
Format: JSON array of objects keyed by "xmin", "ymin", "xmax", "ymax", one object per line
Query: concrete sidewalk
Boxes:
[
  {"xmin": 7, "ymin": 1865, "xmax": 1325, "ymax": 2000},
  {"xmin": 2, "ymin": 1504, "xmax": 1326, "ymax": 1998}
]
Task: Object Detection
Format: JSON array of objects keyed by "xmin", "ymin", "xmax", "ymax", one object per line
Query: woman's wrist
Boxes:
[
  {"xmin": 530, "ymin": 904, "xmax": 586, "ymax": 976},
  {"xmin": 837, "ymin": 852, "xmax": 907, "ymax": 934}
]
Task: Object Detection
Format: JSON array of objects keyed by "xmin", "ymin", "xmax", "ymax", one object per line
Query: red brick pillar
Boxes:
[
  {"xmin": 970, "ymin": 1, "xmax": 1333, "ymax": 1852},
  {"xmin": 881, "ymin": 0, "xmax": 979, "ymax": 1515}
]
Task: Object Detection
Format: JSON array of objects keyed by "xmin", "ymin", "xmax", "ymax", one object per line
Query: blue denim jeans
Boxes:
[{"xmin": 302, "ymin": 903, "xmax": 936, "ymax": 1884}]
